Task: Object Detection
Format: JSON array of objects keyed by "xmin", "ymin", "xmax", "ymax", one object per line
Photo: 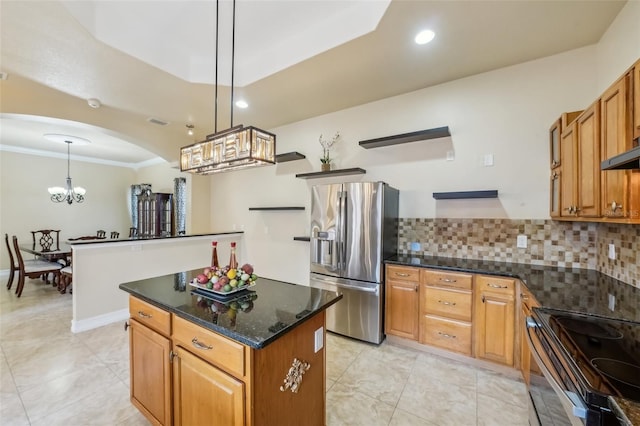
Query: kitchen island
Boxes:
[{"xmin": 119, "ymin": 271, "xmax": 342, "ymax": 426}]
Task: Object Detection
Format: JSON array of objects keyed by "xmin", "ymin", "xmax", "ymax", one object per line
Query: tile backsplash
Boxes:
[{"xmin": 398, "ymin": 218, "xmax": 638, "ymax": 288}]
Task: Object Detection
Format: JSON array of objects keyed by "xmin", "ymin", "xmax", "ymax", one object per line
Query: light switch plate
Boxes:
[
  {"xmin": 314, "ymin": 327, "xmax": 324, "ymax": 353},
  {"xmin": 608, "ymin": 243, "xmax": 616, "ymax": 260},
  {"xmin": 608, "ymin": 293, "xmax": 616, "ymax": 311},
  {"xmin": 483, "ymin": 154, "xmax": 494, "ymax": 166}
]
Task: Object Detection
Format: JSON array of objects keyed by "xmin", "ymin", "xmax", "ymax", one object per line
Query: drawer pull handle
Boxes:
[
  {"xmin": 137, "ymin": 311, "xmax": 152, "ymax": 319},
  {"xmin": 438, "ymin": 300, "xmax": 456, "ymax": 306},
  {"xmin": 439, "ymin": 278, "xmax": 457, "ymax": 283},
  {"xmin": 395, "ymin": 273, "xmax": 410, "ymax": 277},
  {"xmin": 191, "ymin": 337, "xmax": 213, "ymax": 350},
  {"xmin": 437, "ymin": 332, "xmax": 456, "ymax": 339},
  {"xmin": 487, "ymin": 283, "xmax": 508, "ymax": 289}
]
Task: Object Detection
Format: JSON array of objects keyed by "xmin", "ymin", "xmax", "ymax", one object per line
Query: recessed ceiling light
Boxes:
[
  {"xmin": 415, "ymin": 30, "xmax": 435, "ymax": 45},
  {"xmin": 235, "ymin": 100, "xmax": 248, "ymax": 109}
]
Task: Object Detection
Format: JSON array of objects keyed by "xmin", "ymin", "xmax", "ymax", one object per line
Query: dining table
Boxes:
[{"xmin": 19, "ymin": 242, "xmax": 73, "ymax": 264}]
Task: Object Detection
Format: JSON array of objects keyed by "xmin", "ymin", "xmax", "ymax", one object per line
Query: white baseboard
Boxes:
[{"xmin": 71, "ymin": 308, "xmax": 130, "ymax": 333}]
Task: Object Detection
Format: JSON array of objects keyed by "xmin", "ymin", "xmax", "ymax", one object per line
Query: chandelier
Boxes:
[
  {"xmin": 180, "ymin": 0, "xmax": 275, "ymax": 174},
  {"xmin": 47, "ymin": 138, "xmax": 86, "ymax": 204}
]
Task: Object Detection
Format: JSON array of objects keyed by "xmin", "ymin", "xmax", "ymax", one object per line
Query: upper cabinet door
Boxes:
[
  {"xmin": 549, "ymin": 118, "xmax": 561, "ymax": 169},
  {"xmin": 560, "ymin": 122, "xmax": 577, "ymax": 217},
  {"xmin": 576, "ymin": 102, "xmax": 601, "ymax": 218},
  {"xmin": 600, "ymin": 74, "xmax": 630, "ymax": 218}
]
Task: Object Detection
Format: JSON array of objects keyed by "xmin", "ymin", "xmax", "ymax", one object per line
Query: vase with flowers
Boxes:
[{"xmin": 319, "ymin": 131, "xmax": 340, "ymax": 171}]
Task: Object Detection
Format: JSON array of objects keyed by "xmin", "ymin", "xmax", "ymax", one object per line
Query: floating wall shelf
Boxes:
[
  {"xmin": 293, "ymin": 236, "xmax": 310, "ymax": 242},
  {"xmin": 275, "ymin": 152, "xmax": 306, "ymax": 163},
  {"xmin": 296, "ymin": 167, "xmax": 366, "ymax": 179},
  {"xmin": 432, "ymin": 190, "xmax": 498, "ymax": 200},
  {"xmin": 248, "ymin": 207, "xmax": 305, "ymax": 211},
  {"xmin": 359, "ymin": 126, "xmax": 451, "ymax": 149}
]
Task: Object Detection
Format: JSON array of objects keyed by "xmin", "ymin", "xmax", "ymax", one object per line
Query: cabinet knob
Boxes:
[
  {"xmin": 438, "ymin": 300, "xmax": 456, "ymax": 306},
  {"xmin": 395, "ymin": 272, "xmax": 409, "ymax": 277},
  {"xmin": 487, "ymin": 283, "xmax": 508, "ymax": 289},
  {"xmin": 437, "ymin": 331, "xmax": 456, "ymax": 339},
  {"xmin": 439, "ymin": 278, "xmax": 457, "ymax": 283},
  {"xmin": 191, "ymin": 337, "xmax": 213, "ymax": 350},
  {"xmin": 124, "ymin": 321, "xmax": 130, "ymax": 331},
  {"xmin": 137, "ymin": 311, "xmax": 152, "ymax": 319},
  {"xmin": 611, "ymin": 201, "xmax": 622, "ymax": 212}
]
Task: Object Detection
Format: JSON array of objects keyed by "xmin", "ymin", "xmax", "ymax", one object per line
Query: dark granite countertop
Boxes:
[
  {"xmin": 69, "ymin": 231, "xmax": 243, "ymax": 245},
  {"xmin": 386, "ymin": 255, "xmax": 640, "ymax": 323},
  {"xmin": 609, "ymin": 396, "xmax": 640, "ymax": 426},
  {"xmin": 119, "ymin": 270, "xmax": 342, "ymax": 349}
]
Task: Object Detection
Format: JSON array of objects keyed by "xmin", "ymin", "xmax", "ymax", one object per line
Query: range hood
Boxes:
[{"xmin": 601, "ymin": 145, "xmax": 640, "ymax": 170}]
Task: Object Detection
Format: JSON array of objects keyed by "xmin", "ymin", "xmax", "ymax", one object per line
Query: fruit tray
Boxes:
[{"xmin": 189, "ymin": 280, "xmax": 256, "ymax": 298}]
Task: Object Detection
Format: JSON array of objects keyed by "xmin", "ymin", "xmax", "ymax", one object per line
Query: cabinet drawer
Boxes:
[
  {"xmin": 422, "ymin": 287, "xmax": 472, "ymax": 322},
  {"xmin": 172, "ymin": 315, "xmax": 245, "ymax": 378},
  {"xmin": 420, "ymin": 315, "xmax": 471, "ymax": 356},
  {"xmin": 130, "ymin": 296, "xmax": 171, "ymax": 336},
  {"xmin": 421, "ymin": 269, "xmax": 473, "ymax": 290},
  {"xmin": 387, "ymin": 265, "xmax": 420, "ymax": 282},
  {"xmin": 476, "ymin": 275, "xmax": 515, "ymax": 295}
]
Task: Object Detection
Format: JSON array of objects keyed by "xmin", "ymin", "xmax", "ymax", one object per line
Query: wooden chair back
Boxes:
[
  {"xmin": 31, "ymin": 229, "xmax": 61, "ymax": 252},
  {"xmin": 110, "ymin": 231, "xmax": 120, "ymax": 239},
  {"xmin": 97, "ymin": 230, "xmax": 106, "ymax": 238},
  {"xmin": 129, "ymin": 227, "xmax": 138, "ymax": 238},
  {"xmin": 13, "ymin": 236, "xmax": 62, "ymax": 297},
  {"xmin": 4, "ymin": 234, "xmax": 17, "ymax": 290}
]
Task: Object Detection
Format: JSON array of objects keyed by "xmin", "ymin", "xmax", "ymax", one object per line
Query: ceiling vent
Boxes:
[{"xmin": 147, "ymin": 117, "xmax": 169, "ymax": 126}]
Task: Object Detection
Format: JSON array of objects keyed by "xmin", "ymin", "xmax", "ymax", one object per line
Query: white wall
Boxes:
[
  {"xmin": 596, "ymin": 0, "xmax": 640, "ymax": 92},
  {"xmin": 204, "ymin": 6, "xmax": 639, "ymax": 286},
  {"xmin": 0, "ymin": 151, "xmax": 135, "ymax": 267}
]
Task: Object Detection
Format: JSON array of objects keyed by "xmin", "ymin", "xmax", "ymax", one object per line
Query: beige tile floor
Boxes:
[{"xmin": 1, "ymin": 277, "xmax": 528, "ymax": 425}]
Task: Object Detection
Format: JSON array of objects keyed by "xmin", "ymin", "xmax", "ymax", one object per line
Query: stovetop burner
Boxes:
[
  {"xmin": 555, "ymin": 316, "xmax": 623, "ymax": 340},
  {"xmin": 591, "ymin": 358, "xmax": 640, "ymax": 389}
]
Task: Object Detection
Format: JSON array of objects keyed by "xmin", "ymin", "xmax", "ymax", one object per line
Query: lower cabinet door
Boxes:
[
  {"xmin": 420, "ymin": 314, "xmax": 472, "ymax": 356},
  {"xmin": 475, "ymin": 292, "xmax": 515, "ymax": 366},
  {"xmin": 173, "ymin": 346, "xmax": 245, "ymax": 426},
  {"xmin": 129, "ymin": 319, "xmax": 172, "ymax": 426}
]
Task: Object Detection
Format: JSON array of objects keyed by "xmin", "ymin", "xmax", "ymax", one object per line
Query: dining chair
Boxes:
[
  {"xmin": 97, "ymin": 230, "xmax": 106, "ymax": 238},
  {"xmin": 110, "ymin": 231, "xmax": 120, "ymax": 239},
  {"xmin": 12, "ymin": 236, "xmax": 63, "ymax": 297},
  {"xmin": 4, "ymin": 234, "xmax": 18, "ymax": 290},
  {"xmin": 60, "ymin": 265, "xmax": 72, "ymax": 294},
  {"xmin": 30, "ymin": 229, "xmax": 61, "ymax": 252},
  {"xmin": 129, "ymin": 227, "xmax": 138, "ymax": 238}
]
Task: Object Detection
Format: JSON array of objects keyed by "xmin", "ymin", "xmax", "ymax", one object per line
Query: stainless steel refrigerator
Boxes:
[{"xmin": 309, "ymin": 182, "xmax": 399, "ymax": 344}]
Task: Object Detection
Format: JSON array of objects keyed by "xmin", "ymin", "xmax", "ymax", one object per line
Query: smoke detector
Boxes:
[{"xmin": 87, "ymin": 98, "xmax": 101, "ymax": 108}]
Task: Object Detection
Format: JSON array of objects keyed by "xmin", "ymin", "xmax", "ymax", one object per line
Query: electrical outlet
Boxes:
[
  {"xmin": 608, "ymin": 243, "xmax": 616, "ymax": 260},
  {"xmin": 314, "ymin": 327, "xmax": 324, "ymax": 353},
  {"xmin": 483, "ymin": 153, "xmax": 494, "ymax": 167},
  {"xmin": 608, "ymin": 293, "xmax": 616, "ymax": 311},
  {"xmin": 446, "ymin": 151, "xmax": 455, "ymax": 161},
  {"xmin": 516, "ymin": 235, "xmax": 528, "ymax": 249},
  {"xmin": 410, "ymin": 242, "xmax": 421, "ymax": 251}
]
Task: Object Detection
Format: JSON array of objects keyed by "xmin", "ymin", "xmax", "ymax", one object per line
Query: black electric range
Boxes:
[{"xmin": 531, "ymin": 307, "xmax": 640, "ymax": 425}]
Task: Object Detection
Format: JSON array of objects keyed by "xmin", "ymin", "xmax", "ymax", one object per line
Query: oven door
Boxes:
[{"xmin": 525, "ymin": 316, "xmax": 587, "ymax": 426}]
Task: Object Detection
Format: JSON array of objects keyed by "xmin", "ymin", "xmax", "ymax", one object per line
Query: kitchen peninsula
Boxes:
[
  {"xmin": 69, "ymin": 232, "xmax": 244, "ymax": 333},
  {"xmin": 119, "ymin": 272, "xmax": 342, "ymax": 425}
]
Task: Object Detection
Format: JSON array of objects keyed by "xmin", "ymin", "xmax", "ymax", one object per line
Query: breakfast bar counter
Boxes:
[{"xmin": 119, "ymin": 271, "xmax": 341, "ymax": 426}]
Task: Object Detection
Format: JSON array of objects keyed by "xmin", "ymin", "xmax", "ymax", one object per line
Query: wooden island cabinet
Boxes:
[
  {"xmin": 121, "ymin": 272, "xmax": 341, "ymax": 426},
  {"xmin": 385, "ymin": 265, "xmax": 420, "ymax": 340}
]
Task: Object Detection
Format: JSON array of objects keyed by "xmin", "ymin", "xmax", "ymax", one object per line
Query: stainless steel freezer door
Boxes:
[
  {"xmin": 310, "ymin": 184, "xmax": 341, "ymax": 277},
  {"xmin": 310, "ymin": 273, "xmax": 384, "ymax": 344}
]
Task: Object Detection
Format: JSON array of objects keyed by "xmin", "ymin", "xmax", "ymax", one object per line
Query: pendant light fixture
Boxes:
[
  {"xmin": 45, "ymin": 135, "xmax": 87, "ymax": 204},
  {"xmin": 180, "ymin": 0, "xmax": 276, "ymax": 174}
]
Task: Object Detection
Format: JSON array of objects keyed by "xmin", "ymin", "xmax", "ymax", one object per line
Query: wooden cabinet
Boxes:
[
  {"xmin": 560, "ymin": 121, "xmax": 578, "ymax": 217},
  {"xmin": 558, "ymin": 103, "xmax": 601, "ymax": 218},
  {"xmin": 127, "ymin": 295, "xmax": 326, "ymax": 426},
  {"xmin": 128, "ymin": 296, "xmax": 173, "ymax": 425},
  {"xmin": 519, "ymin": 285, "xmax": 542, "ymax": 386},
  {"xmin": 550, "ymin": 111, "xmax": 582, "ymax": 218},
  {"xmin": 474, "ymin": 275, "xmax": 515, "ymax": 366},
  {"xmin": 385, "ymin": 265, "xmax": 420, "ymax": 340},
  {"xmin": 419, "ymin": 269, "xmax": 473, "ymax": 356},
  {"xmin": 137, "ymin": 191, "xmax": 174, "ymax": 237},
  {"xmin": 601, "ymin": 73, "xmax": 632, "ymax": 218},
  {"xmin": 172, "ymin": 346, "xmax": 244, "ymax": 426}
]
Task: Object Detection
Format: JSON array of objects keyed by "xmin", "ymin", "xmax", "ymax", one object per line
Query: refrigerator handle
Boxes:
[{"xmin": 339, "ymin": 190, "xmax": 347, "ymax": 270}]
